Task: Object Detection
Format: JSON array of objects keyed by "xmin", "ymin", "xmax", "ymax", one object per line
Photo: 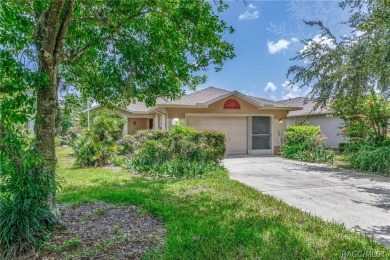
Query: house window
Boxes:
[
  {"xmin": 223, "ymin": 99, "xmax": 240, "ymax": 109},
  {"xmin": 149, "ymin": 119, "xmax": 153, "ymax": 129}
]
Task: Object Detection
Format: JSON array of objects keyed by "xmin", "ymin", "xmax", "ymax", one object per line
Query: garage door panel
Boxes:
[{"xmin": 187, "ymin": 116, "xmax": 247, "ymax": 155}]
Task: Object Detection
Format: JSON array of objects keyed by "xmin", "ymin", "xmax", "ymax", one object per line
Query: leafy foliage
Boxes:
[
  {"xmin": 115, "ymin": 135, "xmax": 136, "ymax": 155},
  {"xmin": 0, "ymin": 32, "xmax": 57, "ymax": 256},
  {"xmin": 282, "ymin": 125, "xmax": 333, "ymax": 163},
  {"xmin": 73, "ymin": 110, "xmax": 124, "ymax": 167},
  {"xmin": 1, "ymin": 0, "xmax": 234, "ymax": 257},
  {"xmin": 125, "ymin": 124, "xmax": 226, "ymax": 177},
  {"xmin": 332, "ymin": 90, "xmax": 390, "ymax": 147},
  {"xmin": 56, "ymin": 94, "xmax": 85, "ymax": 136},
  {"xmin": 287, "ymin": 0, "xmax": 389, "ymax": 108},
  {"xmin": 348, "ymin": 146, "xmax": 390, "ymax": 176},
  {"xmin": 0, "ymin": 132, "xmax": 57, "ymax": 258},
  {"xmin": 363, "ymin": 90, "xmax": 390, "ymax": 143}
]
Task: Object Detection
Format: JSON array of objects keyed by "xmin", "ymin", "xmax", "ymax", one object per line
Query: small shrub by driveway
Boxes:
[
  {"xmin": 348, "ymin": 146, "xmax": 390, "ymax": 176},
  {"xmin": 282, "ymin": 125, "xmax": 333, "ymax": 163}
]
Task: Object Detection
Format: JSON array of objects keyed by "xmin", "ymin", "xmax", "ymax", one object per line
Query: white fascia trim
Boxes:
[
  {"xmin": 287, "ymin": 111, "xmax": 330, "ymax": 117},
  {"xmin": 261, "ymin": 106, "xmax": 303, "ymax": 111},
  {"xmin": 156, "ymin": 104, "xmax": 208, "ymax": 108}
]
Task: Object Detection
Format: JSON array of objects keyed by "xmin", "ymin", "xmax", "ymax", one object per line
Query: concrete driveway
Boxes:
[{"xmin": 223, "ymin": 156, "xmax": 390, "ymax": 247}]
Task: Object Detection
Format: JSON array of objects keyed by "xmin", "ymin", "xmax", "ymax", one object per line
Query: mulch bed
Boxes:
[{"xmin": 23, "ymin": 202, "xmax": 166, "ymax": 259}]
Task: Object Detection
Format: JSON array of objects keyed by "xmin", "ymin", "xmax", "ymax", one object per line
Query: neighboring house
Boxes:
[
  {"xmin": 88, "ymin": 87, "xmax": 302, "ymax": 155},
  {"xmin": 281, "ymin": 97, "xmax": 346, "ymax": 148}
]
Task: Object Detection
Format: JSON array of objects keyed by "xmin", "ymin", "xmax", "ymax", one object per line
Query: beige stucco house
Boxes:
[
  {"xmin": 282, "ymin": 97, "xmax": 346, "ymax": 148},
  {"xmin": 89, "ymin": 87, "xmax": 302, "ymax": 155}
]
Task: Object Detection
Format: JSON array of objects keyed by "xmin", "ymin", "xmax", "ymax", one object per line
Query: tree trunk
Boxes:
[
  {"xmin": 33, "ymin": 0, "xmax": 73, "ymax": 221},
  {"xmin": 34, "ymin": 65, "xmax": 60, "ymax": 219}
]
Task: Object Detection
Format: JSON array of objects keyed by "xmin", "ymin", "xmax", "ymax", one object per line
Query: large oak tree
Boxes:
[{"xmin": 0, "ymin": 0, "xmax": 234, "ymax": 235}]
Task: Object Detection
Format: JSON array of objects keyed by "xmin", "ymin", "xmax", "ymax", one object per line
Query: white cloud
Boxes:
[
  {"xmin": 300, "ymin": 34, "xmax": 336, "ymax": 53},
  {"xmin": 281, "ymin": 80, "xmax": 302, "ymax": 100},
  {"xmin": 242, "ymin": 89, "xmax": 257, "ymax": 97},
  {"xmin": 264, "ymin": 82, "xmax": 277, "ymax": 92},
  {"xmin": 267, "ymin": 39, "xmax": 291, "ymax": 54},
  {"xmin": 239, "ymin": 4, "xmax": 260, "ymax": 20},
  {"xmin": 291, "ymin": 37, "xmax": 299, "ymax": 43},
  {"xmin": 270, "ymin": 95, "xmax": 277, "ymax": 101},
  {"xmin": 355, "ymin": 30, "xmax": 365, "ymax": 37},
  {"xmin": 247, "ymin": 3, "xmax": 256, "ymax": 9}
]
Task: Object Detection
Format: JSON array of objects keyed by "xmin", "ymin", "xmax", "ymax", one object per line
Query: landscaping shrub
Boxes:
[
  {"xmin": 282, "ymin": 125, "xmax": 333, "ymax": 163},
  {"xmin": 124, "ymin": 124, "xmax": 226, "ymax": 177},
  {"xmin": 0, "ymin": 132, "xmax": 57, "ymax": 258},
  {"xmin": 73, "ymin": 110, "xmax": 124, "ymax": 167},
  {"xmin": 73, "ymin": 132, "xmax": 119, "ymax": 167},
  {"xmin": 283, "ymin": 125, "xmax": 320, "ymax": 146},
  {"xmin": 115, "ymin": 135, "xmax": 136, "ymax": 155},
  {"xmin": 133, "ymin": 130, "xmax": 169, "ymax": 144},
  {"xmin": 348, "ymin": 146, "xmax": 390, "ymax": 176}
]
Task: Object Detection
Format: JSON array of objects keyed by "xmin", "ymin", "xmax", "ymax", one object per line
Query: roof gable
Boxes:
[{"xmin": 87, "ymin": 86, "xmax": 303, "ymax": 113}]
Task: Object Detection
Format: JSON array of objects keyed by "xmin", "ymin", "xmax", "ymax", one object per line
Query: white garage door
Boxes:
[{"xmin": 186, "ymin": 116, "xmax": 248, "ymax": 155}]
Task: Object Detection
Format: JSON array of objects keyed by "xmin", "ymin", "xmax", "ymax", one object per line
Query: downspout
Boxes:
[{"xmin": 155, "ymin": 108, "xmax": 167, "ymax": 130}]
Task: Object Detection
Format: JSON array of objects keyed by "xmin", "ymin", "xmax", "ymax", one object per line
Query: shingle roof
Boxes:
[
  {"xmin": 158, "ymin": 87, "xmax": 231, "ymax": 106},
  {"xmin": 127, "ymin": 102, "xmax": 151, "ymax": 112},
  {"xmin": 123, "ymin": 86, "xmax": 302, "ymax": 113},
  {"xmin": 280, "ymin": 97, "xmax": 331, "ymax": 117}
]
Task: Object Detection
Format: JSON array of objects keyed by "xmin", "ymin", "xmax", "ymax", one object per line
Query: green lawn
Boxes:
[{"xmin": 56, "ymin": 147, "xmax": 389, "ymax": 259}]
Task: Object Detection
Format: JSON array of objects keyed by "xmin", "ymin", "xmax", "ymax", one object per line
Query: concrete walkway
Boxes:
[{"xmin": 223, "ymin": 156, "xmax": 390, "ymax": 247}]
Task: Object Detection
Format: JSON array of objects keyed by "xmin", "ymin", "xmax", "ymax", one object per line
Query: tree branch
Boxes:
[
  {"xmin": 64, "ymin": 5, "xmax": 149, "ymax": 63},
  {"xmin": 64, "ymin": 42, "xmax": 92, "ymax": 62},
  {"xmin": 55, "ymin": 0, "xmax": 76, "ymax": 62},
  {"xmin": 42, "ymin": 0, "xmax": 66, "ymax": 55},
  {"xmin": 28, "ymin": 0, "xmax": 38, "ymax": 22}
]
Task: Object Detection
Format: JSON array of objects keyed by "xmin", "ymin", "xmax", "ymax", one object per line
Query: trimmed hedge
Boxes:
[
  {"xmin": 282, "ymin": 125, "xmax": 333, "ymax": 163},
  {"xmin": 283, "ymin": 125, "xmax": 320, "ymax": 147}
]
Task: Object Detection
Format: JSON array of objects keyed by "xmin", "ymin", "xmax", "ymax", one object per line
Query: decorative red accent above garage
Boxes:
[{"xmin": 223, "ymin": 99, "xmax": 241, "ymax": 109}]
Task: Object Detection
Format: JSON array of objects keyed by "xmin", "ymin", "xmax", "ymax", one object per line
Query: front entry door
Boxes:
[{"xmin": 249, "ymin": 116, "xmax": 272, "ymax": 154}]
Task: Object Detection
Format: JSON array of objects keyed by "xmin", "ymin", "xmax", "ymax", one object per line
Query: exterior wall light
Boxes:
[{"xmin": 172, "ymin": 118, "xmax": 180, "ymax": 126}]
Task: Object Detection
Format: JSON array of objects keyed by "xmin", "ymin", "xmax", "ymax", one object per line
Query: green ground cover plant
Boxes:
[{"xmin": 348, "ymin": 145, "xmax": 390, "ymax": 176}]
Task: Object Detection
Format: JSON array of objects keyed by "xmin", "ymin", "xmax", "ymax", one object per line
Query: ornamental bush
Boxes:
[
  {"xmin": 348, "ymin": 146, "xmax": 390, "ymax": 176},
  {"xmin": 124, "ymin": 124, "xmax": 226, "ymax": 177},
  {"xmin": 73, "ymin": 110, "xmax": 125, "ymax": 167},
  {"xmin": 283, "ymin": 125, "xmax": 320, "ymax": 146},
  {"xmin": 115, "ymin": 135, "xmax": 136, "ymax": 155},
  {"xmin": 282, "ymin": 125, "xmax": 333, "ymax": 163}
]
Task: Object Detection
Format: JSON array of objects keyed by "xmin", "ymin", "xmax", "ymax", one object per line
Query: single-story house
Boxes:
[
  {"xmin": 281, "ymin": 97, "xmax": 346, "ymax": 148},
  {"xmin": 88, "ymin": 87, "xmax": 302, "ymax": 155}
]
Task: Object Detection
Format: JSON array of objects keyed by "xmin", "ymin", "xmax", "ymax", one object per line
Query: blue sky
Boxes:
[{"xmin": 197, "ymin": 0, "xmax": 353, "ymax": 101}]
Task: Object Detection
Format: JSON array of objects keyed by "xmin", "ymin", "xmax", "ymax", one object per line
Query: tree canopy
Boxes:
[
  {"xmin": 287, "ymin": 0, "xmax": 390, "ymax": 107},
  {"xmin": 0, "ymin": 0, "xmax": 234, "ymax": 256},
  {"xmin": 1, "ymin": 0, "xmax": 234, "ymax": 107}
]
